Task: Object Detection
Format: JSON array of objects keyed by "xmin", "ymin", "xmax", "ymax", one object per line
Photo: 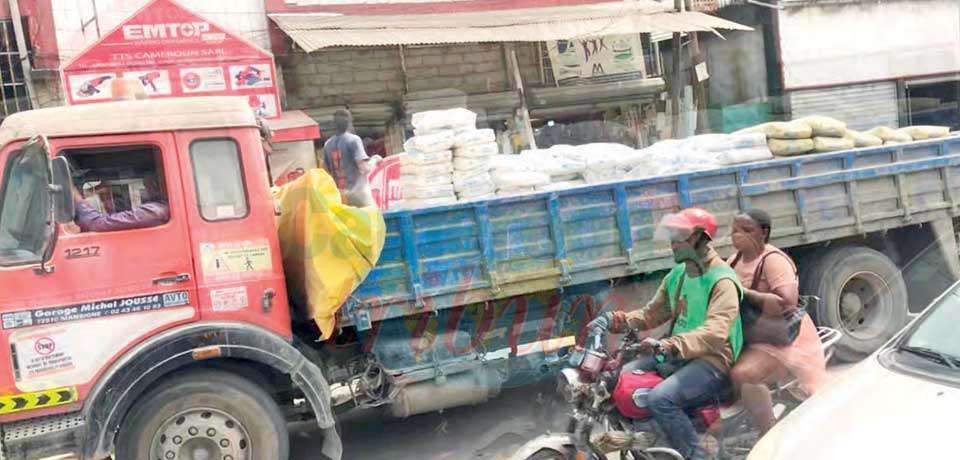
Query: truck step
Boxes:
[{"xmin": 2, "ymin": 413, "xmax": 84, "ymax": 460}]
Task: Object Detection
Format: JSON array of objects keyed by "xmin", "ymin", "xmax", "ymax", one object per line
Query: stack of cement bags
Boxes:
[
  {"xmin": 400, "ymin": 130, "xmax": 457, "ymax": 207},
  {"xmin": 452, "ymin": 128, "xmax": 498, "ymax": 202},
  {"xmin": 400, "ymin": 108, "xmax": 500, "ymax": 207}
]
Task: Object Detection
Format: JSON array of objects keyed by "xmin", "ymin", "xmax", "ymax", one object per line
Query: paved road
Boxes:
[
  {"xmin": 291, "ymin": 378, "xmax": 566, "ymax": 460},
  {"xmin": 291, "ymin": 363, "xmax": 859, "ymax": 460}
]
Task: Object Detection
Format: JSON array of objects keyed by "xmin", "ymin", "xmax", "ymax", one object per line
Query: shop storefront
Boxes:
[
  {"xmin": 268, "ymin": 0, "xmax": 748, "ymax": 154},
  {"xmin": 776, "ymin": 0, "xmax": 960, "ymax": 130}
]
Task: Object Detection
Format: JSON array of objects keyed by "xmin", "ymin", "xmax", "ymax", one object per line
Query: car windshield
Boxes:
[{"xmin": 901, "ymin": 290, "xmax": 960, "ymax": 360}]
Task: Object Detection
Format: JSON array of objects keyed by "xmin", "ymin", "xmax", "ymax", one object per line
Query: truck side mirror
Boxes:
[{"xmin": 51, "ymin": 156, "xmax": 74, "ymax": 224}]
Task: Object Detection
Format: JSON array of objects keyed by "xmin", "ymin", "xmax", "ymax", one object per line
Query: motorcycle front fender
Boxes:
[{"xmin": 508, "ymin": 432, "xmax": 577, "ymax": 460}]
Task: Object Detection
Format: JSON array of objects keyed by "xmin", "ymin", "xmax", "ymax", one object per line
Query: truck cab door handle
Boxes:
[{"xmin": 152, "ymin": 273, "xmax": 191, "ymax": 285}]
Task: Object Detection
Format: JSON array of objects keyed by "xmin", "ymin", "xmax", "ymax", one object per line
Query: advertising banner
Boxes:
[
  {"xmin": 547, "ymin": 34, "xmax": 646, "ymax": 85},
  {"xmin": 61, "ymin": 0, "xmax": 281, "ymax": 118}
]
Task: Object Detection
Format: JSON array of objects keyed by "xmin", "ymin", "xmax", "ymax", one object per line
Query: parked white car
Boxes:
[{"xmin": 748, "ymin": 283, "xmax": 960, "ymax": 460}]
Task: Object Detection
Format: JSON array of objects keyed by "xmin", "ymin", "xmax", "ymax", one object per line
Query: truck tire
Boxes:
[
  {"xmin": 115, "ymin": 369, "xmax": 289, "ymax": 460},
  {"xmin": 801, "ymin": 246, "xmax": 908, "ymax": 361}
]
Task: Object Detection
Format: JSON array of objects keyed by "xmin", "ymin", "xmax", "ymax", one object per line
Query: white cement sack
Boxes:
[
  {"xmin": 454, "ymin": 156, "xmax": 493, "ymax": 172},
  {"xmin": 401, "ymin": 173, "xmax": 453, "ymax": 189},
  {"xmin": 401, "ymin": 162, "xmax": 453, "ymax": 177},
  {"xmin": 403, "ymin": 196, "xmax": 459, "ymax": 208},
  {"xmin": 493, "ymin": 171, "xmax": 551, "ymax": 189},
  {"xmin": 813, "ymin": 136, "xmax": 855, "ymax": 153},
  {"xmin": 583, "ymin": 169, "xmax": 627, "ymax": 184},
  {"xmin": 454, "ymin": 172, "xmax": 495, "ymax": 194},
  {"xmin": 537, "ymin": 180, "xmax": 587, "ymax": 191},
  {"xmin": 457, "ymin": 181, "xmax": 496, "ymax": 198},
  {"xmin": 715, "ymin": 146, "xmax": 774, "ymax": 165},
  {"xmin": 455, "ymin": 142, "xmax": 499, "ymax": 158},
  {"xmin": 551, "ymin": 174, "xmax": 581, "ymax": 182},
  {"xmin": 899, "ymin": 125, "xmax": 950, "ymax": 140},
  {"xmin": 798, "ymin": 116, "xmax": 847, "ymax": 137},
  {"xmin": 411, "ymin": 108, "xmax": 478, "ymax": 133},
  {"xmin": 519, "ymin": 150, "xmax": 586, "ymax": 177},
  {"xmin": 404, "ymin": 130, "xmax": 456, "ymax": 153},
  {"xmin": 768, "ymin": 138, "xmax": 814, "ymax": 156},
  {"xmin": 844, "ymin": 130, "xmax": 883, "ymax": 148},
  {"xmin": 496, "ymin": 187, "xmax": 536, "ymax": 197},
  {"xmin": 761, "ymin": 122, "xmax": 813, "ymax": 140},
  {"xmin": 681, "ymin": 133, "xmax": 768, "ymax": 153},
  {"xmin": 452, "ymin": 168, "xmax": 490, "ymax": 184},
  {"xmin": 489, "ymin": 155, "xmax": 532, "ymax": 173},
  {"xmin": 401, "ymin": 149, "xmax": 453, "ymax": 166},
  {"xmin": 866, "ymin": 126, "xmax": 913, "ymax": 143},
  {"xmin": 458, "ymin": 192, "xmax": 496, "ymax": 202},
  {"xmin": 455, "ymin": 129, "xmax": 496, "ymax": 148},
  {"xmin": 404, "ymin": 182, "xmax": 456, "ymax": 199}
]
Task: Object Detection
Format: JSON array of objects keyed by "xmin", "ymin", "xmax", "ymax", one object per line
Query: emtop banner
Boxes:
[{"xmin": 61, "ymin": 0, "xmax": 281, "ymax": 118}]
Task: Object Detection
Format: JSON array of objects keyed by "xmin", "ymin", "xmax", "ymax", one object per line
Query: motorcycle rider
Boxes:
[{"xmin": 588, "ymin": 207, "xmax": 743, "ymax": 460}]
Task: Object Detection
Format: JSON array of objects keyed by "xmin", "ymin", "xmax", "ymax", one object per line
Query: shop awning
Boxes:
[{"xmin": 269, "ymin": 1, "xmax": 751, "ymax": 52}]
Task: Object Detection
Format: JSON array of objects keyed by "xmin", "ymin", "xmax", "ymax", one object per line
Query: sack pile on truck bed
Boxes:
[
  {"xmin": 398, "ymin": 108, "xmax": 501, "ymax": 208},
  {"xmin": 736, "ymin": 115, "xmax": 951, "ymax": 156},
  {"xmin": 393, "ymin": 110, "xmax": 953, "ymax": 209}
]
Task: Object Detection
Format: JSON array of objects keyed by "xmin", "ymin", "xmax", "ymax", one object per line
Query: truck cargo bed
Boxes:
[{"xmin": 345, "ymin": 136, "xmax": 960, "ymax": 329}]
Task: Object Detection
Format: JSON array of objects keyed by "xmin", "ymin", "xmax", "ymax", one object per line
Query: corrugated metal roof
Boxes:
[{"xmin": 269, "ymin": 1, "xmax": 751, "ymax": 51}]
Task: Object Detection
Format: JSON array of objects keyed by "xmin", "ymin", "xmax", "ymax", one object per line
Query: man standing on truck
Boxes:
[
  {"xmin": 321, "ymin": 109, "xmax": 376, "ymax": 207},
  {"xmin": 589, "ymin": 207, "xmax": 743, "ymax": 460}
]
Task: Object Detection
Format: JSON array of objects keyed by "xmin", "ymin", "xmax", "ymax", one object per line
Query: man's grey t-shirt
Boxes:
[{"xmin": 322, "ymin": 132, "xmax": 374, "ymax": 207}]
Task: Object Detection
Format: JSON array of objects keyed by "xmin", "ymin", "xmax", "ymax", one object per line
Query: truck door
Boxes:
[
  {"xmin": 174, "ymin": 127, "xmax": 291, "ymax": 337},
  {"xmin": 0, "ymin": 132, "xmax": 199, "ymax": 407}
]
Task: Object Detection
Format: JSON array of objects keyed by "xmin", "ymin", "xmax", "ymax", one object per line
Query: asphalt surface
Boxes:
[
  {"xmin": 291, "ymin": 363, "xmax": 859, "ymax": 460},
  {"xmin": 291, "ymin": 378, "xmax": 567, "ymax": 460}
]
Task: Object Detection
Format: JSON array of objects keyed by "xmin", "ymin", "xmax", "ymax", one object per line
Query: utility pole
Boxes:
[
  {"xmin": 669, "ymin": 0, "xmax": 683, "ymax": 138},
  {"xmin": 8, "ymin": 0, "xmax": 39, "ymax": 109},
  {"xmin": 687, "ymin": 0, "xmax": 709, "ymax": 134}
]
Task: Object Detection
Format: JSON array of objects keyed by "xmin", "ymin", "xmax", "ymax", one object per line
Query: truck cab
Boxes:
[{"xmin": 0, "ymin": 97, "xmax": 337, "ymax": 460}]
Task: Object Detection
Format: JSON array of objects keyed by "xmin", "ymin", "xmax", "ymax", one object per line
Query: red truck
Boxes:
[{"xmin": 0, "ymin": 97, "xmax": 339, "ymax": 460}]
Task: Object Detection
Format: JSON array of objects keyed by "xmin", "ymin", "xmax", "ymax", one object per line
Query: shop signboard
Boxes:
[
  {"xmin": 547, "ymin": 34, "xmax": 646, "ymax": 85},
  {"xmin": 61, "ymin": 0, "xmax": 281, "ymax": 118}
]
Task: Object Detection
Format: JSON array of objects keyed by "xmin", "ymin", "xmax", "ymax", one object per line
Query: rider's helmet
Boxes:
[{"xmin": 657, "ymin": 207, "xmax": 718, "ymax": 242}]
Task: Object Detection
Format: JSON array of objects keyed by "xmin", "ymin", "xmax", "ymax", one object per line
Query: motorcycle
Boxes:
[{"xmin": 511, "ymin": 321, "xmax": 842, "ymax": 460}]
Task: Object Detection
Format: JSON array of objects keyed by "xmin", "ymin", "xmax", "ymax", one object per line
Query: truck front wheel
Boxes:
[
  {"xmin": 802, "ymin": 246, "xmax": 908, "ymax": 361},
  {"xmin": 115, "ymin": 369, "xmax": 290, "ymax": 460}
]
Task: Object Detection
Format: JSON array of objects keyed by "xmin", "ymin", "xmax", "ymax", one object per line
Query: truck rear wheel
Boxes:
[
  {"xmin": 115, "ymin": 369, "xmax": 289, "ymax": 460},
  {"xmin": 802, "ymin": 246, "xmax": 908, "ymax": 361}
]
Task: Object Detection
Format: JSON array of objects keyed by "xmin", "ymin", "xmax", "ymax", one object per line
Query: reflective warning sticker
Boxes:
[
  {"xmin": 0, "ymin": 387, "xmax": 78, "ymax": 414},
  {"xmin": 199, "ymin": 239, "xmax": 272, "ymax": 280}
]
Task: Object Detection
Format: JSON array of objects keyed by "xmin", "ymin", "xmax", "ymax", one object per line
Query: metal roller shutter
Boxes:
[{"xmin": 787, "ymin": 81, "xmax": 899, "ymax": 131}]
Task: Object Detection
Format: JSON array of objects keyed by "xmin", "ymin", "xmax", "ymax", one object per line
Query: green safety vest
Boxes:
[{"xmin": 664, "ymin": 263, "xmax": 745, "ymax": 362}]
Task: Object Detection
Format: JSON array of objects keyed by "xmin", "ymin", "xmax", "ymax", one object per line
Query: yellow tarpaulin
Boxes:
[{"xmin": 274, "ymin": 169, "xmax": 386, "ymax": 339}]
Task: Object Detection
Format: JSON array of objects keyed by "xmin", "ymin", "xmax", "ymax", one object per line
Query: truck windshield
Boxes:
[{"xmin": 0, "ymin": 150, "xmax": 50, "ymax": 265}]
